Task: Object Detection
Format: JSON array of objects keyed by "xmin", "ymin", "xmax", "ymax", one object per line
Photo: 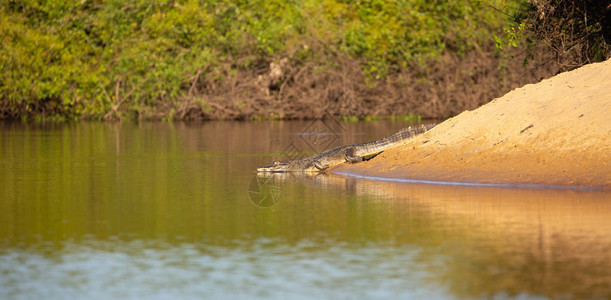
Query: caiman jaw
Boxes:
[
  {"xmin": 257, "ymin": 161, "xmax": 290, "ymax": 173},
  {"xmin": 256, "ymin": 161, "xmax": 321, "ymax": 173}
]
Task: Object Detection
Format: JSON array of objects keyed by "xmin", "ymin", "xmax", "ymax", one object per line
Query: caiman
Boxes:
[{"xmin": 257, "ymin": 124, "xmax": 434, "ymax": 173}]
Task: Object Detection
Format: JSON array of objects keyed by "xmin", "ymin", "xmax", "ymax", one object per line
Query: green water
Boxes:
[{"xmin": 1, "ymin": 122, "xmax": 610, "ymax": 299}]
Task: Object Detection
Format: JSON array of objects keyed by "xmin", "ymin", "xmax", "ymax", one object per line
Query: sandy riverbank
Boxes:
[{"xmin": 334, "ymin": 59, "xmax": 611, "ymax": 190}]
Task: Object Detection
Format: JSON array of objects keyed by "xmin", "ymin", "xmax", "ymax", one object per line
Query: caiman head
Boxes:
[
  {"xmin": 257, "ymin": 160, "xmax": 319, "ymax": 173},
  {"xmin": 257, "ymin": 160, "xmax": 292, "ymax": 173}
]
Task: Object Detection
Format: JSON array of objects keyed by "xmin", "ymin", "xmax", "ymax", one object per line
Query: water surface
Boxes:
[{"xmin": 1, "ymin": 122, "xmax": 610, "ymax": 299}]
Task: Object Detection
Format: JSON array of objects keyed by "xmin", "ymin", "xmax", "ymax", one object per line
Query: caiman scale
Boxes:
[{"xmin": 257, "ymin": 124, "xmax": 434, "ymax": 173}]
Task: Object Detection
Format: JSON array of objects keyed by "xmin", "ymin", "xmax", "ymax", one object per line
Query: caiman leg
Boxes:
[
  {"xmin": 314, "ymin": 161, "xmax": 329, "ymax": 171},
  {"xmin": 344, "ymin": 147, "xmax": 363, "ymax": 163}
]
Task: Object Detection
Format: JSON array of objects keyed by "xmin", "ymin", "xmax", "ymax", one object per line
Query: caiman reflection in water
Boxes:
[{"xmin": 257, "ymin": 124, "xmax": 434, "ymax": 173}]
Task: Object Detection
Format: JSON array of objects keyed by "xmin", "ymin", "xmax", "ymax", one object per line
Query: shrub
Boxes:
[{"xmin": 0, "ymin": 0, "xmax": 519, "ymax": 120}]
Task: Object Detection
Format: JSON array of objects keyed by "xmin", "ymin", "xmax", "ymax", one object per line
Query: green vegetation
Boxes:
[{"xmin": 1, "ymin": 0, "xmax": 607, "ymax": 121}]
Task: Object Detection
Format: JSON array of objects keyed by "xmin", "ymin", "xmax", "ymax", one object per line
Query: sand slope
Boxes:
[{"xmin": 335, "ymin": 59, "xmax": 611, "ymax": 189}]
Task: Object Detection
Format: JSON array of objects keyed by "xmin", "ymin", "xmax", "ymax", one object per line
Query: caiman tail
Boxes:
[{"xmin": 351, "ymin": 124, "xmax": 434, "ymax": 156}]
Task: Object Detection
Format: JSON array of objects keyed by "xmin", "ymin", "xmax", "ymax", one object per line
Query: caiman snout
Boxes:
[{"xmin": 257, "ymin": 161, "xmax": 290, "ymax": 173}]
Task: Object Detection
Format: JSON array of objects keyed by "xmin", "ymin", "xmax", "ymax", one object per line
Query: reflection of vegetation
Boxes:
[
  {"xmin": 1, "ymin": 123, "xmax": 611, "ymax": 298},
  {"xmin": 439, "ymin": 232, "xmax": 611, "ymax": 299},
  {"xmin": 1, "ymin": 0, "xmax": 518, "ymax": 120}
]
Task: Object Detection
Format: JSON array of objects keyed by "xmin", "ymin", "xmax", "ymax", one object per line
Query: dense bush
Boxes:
[
  {"xmin": 0, "ymin": 0, "xmax": 523, "ymax": 120},
  {"xmin": 520, "ymin": 0, "xmax": 610, "ymax": 68}
]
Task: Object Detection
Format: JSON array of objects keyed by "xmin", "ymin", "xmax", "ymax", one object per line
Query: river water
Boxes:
[{"xmin": 1, "ymin": 121, "xmax": 610, "ymax": 299}]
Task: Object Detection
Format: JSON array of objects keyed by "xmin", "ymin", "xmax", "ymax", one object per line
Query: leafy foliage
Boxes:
[{"xmin": 0, "ymin": 0, "xmax": 515, "ymax": 120}]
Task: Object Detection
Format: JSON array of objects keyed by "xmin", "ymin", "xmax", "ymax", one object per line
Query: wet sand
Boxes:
[{"xmin": 335, "ymin": 59, "xmax": 611, "ymax": 190}]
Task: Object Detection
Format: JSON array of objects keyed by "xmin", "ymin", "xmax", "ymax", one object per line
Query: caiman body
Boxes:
[{"xmin": 257, "ymin": 124, "xmax": 434, "ymax": 173}]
